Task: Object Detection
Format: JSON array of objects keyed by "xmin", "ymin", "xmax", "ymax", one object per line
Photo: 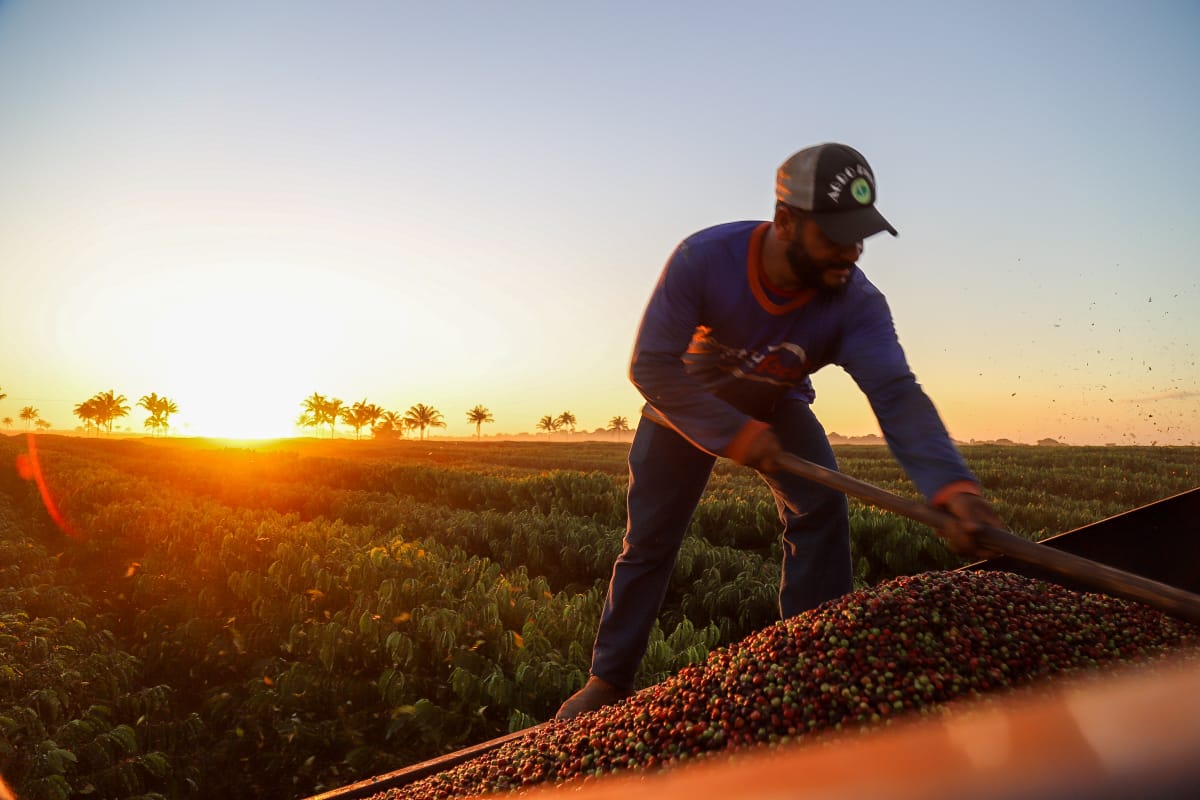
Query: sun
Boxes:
[
  {"xmin": 64, "ymin": 259, "xmax": 414, "ymax": 441},
  {"xmin": 162, "ymin": 357, "xmax": 315, "ymax": 441},
  {"xmin": 132, "ymin": 264, "xmax": 346, "ymax": 440},
  {"xmin": 172, "ymin": 403, "xmax": 299, "ymax": 441}
]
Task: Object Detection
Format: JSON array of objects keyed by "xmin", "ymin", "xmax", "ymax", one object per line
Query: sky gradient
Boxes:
[{"xmin": 1, "ymin": 1, "xmax": 1198, "ymax": 444}]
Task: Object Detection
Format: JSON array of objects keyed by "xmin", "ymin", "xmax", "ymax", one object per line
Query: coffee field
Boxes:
[{"xmin": 1, "ymin": 434, "xmax": 1197, "ymax": 799}]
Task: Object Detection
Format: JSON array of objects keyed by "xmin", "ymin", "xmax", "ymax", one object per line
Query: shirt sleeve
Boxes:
[
  {"xmin": 629, "ymin": 242, "xmax": 759, "ymax": 457},
  {"xmin": 835, "ymin": 290, "xmax": 980, "ymax": 501}
]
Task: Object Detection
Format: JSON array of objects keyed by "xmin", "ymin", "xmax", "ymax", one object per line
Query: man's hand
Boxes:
[
  {"xmin": 740, "ymin": 427, "xmax": 783, "ymax": 472},
  {"xmin": 937, "ymin": 492, "xmax": 1005, "ymax": 558}
]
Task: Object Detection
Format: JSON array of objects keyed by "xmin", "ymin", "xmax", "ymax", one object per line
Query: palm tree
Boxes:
[
  {"xmin": 2, "ymin": 417, "xmax": 12, "ymax": 429},
  {"xmin": 301, "ymin": 392, "xmax": 344, "ymax": 438},
  {"xmin": 295, "ymin": 410, "xmax": 320, "ymax": 437},
  {"xmin": 373, "ymin": 410, "xmax": 405, "ymax": 440},
  {"xmin": 555, "ymin": 411, "xmax": 577, "ymax": 435},
  {"xmin": 325, "ymin": 398, "xmax": 345, "ymax": 438},
  {"xmin": 81, "ymin": 391, "xmax": 129, "ymax": 434},
  {"xmin": 607, "ymin": 415, "xmax": 631, "ymax": 441},
  {"xmin": 74, "ymin": 398, "xmax": 101, "ymax": 435},
  {"xmin": 34, "ymin": 418, "xmax": 51, "ymax": 432},
  {"xmin": 151, "ymin": 402, "xmax": 177, "ymax": 435},
  {"xmin": 19, "ymin": 406, "xmax": 39, "ymax": 431},
  {"xmin": 536, "ymin": 415, "xmax": 561, "ymax": 434},
  {"xmin": 301, "ymin": 392, "xmax": 327, "ymax": 428},
  {"xmin": 0, "ymin": 386, "xmax": 6, "ymax": 403},
  {"xmin": 343, "ymin": 399, "xmax": 385, "ymax": 440},
  {"xmin": 99, "ymin": 391, "xmax": 129, "ymax": 434},
  {"xmin": 138, "ymin": 392, "xmax": 179, "ymax": 436},
  {"xmin": 465, "ymin": 405, "xmax": 494, "ymax": 439},
  {"xmin": 404, "ymin": 404, "xmax": 445, "ymax": 441},
  {"xmin": 162, "ymin": 398, "xmax": 179, "ymax": 433}
]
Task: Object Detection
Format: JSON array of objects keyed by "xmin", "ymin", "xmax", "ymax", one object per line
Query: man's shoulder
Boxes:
[
  {"xmin": 671, "ymin": 221, "xmax": 764, "ymax": 272},
  {"xmin": 833, "ymin": 268, "xmax": 891, "ymax": 318},
  {"xmin": 681, "ymin": 220, "xmax": 764, "ymax": 250},
  {"xmin": 847, "ymin": 268, "xmax": 884, "ymax": 299}
]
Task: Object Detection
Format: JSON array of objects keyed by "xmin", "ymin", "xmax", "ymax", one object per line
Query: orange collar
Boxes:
[{"xmin": 748, "ymin": 222, "xmax": 815, "ymax": 315}]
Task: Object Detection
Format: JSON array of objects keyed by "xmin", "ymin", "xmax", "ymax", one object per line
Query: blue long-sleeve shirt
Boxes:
[{"xmin": 631, "ymin": 220, "xmax": 978, "ymax": 503}]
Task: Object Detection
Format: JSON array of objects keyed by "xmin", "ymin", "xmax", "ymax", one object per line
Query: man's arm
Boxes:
[
  {"xmin": 630, "ymin": 243, "xmax": 771, "ymax": 464},
  {"xmin": 836, "ymin": 288, "xmax": 1005, "ymax": 552},
  {"xmin": 836, "ymin": 290, "xmax": 978, "ymax": 499}
]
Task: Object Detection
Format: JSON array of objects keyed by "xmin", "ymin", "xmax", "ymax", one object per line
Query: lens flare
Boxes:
[{"xmin": 16, "ymin": 434, "xmax": 83, "ymax": 539}]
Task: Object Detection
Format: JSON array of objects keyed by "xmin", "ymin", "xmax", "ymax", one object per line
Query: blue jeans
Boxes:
[{"xmin": 590, "ymin": 400, "xmax": 852, "ymax": 689}]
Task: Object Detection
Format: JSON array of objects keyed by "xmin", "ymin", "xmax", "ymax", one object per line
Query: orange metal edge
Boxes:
[{"xmin": 494, "ymin": 653, "xmax": 1200, "ymax": 800}]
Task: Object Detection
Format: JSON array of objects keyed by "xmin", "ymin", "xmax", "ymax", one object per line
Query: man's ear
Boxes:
[{"xmin": 774, "ymin": 202, "xmax": 799, "ymax": 240}]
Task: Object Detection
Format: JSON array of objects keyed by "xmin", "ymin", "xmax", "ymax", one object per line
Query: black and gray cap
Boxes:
[{"xmin": 776, "ymin": 143, "xmax": 899, "ymax": 245}]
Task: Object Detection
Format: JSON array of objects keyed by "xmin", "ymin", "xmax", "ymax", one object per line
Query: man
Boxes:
[{"xmin": 555, "ymin": 143, "xmax": 1004, "ymax": 721}]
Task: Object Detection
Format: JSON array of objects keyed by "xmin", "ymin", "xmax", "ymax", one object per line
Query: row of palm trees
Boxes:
[
  {"xmin": 539, "ymin": 411, "xmax": 632, "ymax": 440},
  {"xmin": 1, "ymin": 385, "xmax": 635, "ymax": 440},
  {"xmin": 535, "ymin": 411, "xmax": 630, "ymax": 439},
  {"xmin": 70, "ymin": 390, "xmax": 179, "ymax": 436},
  {"xmin": 300, "ymin": 395, "xmax": 634, "ymax": 441},
  {"xmin": 536, "ymin": 411, "xmax": 577, "ymax": 434},
  {"xmin": 297, "ymin": 394, "xmax": 478, "ymax": 441},
  {"xmin": 0, "ymin": 387, "xmax": 181, "ymax": 436},
  {"xmin": 0, "ymin": 385, "xmax": 52, "ymax": 432}
]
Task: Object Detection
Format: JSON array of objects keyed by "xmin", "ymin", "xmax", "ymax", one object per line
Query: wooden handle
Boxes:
[{"xmin": 773, "ymin": 452, "xmax": 1200, "ymax": 625}]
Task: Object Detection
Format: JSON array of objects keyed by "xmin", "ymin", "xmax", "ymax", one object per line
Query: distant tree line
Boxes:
[
  {"xmin": 297, "ymin": 394, "xmax": 464, "ymax": 441},
  {"xmin": 67, "ymin": 390, "xmax": 179, "ymax": 436},
  {"xmin": 538, "ymin": 412, "xmax": 632, "ymax": 442},
  {"xmin": 0, "ymin": 384, "xmax": 634, "ymax": 441},
  {"xmin": 0, "ymin": 385, "xmax": 51, "ymax": 432}
]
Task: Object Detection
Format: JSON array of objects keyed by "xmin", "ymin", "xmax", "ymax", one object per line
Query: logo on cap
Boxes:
[
  {"xmin": 825, "ymin": 164, "xmax": 874, "ymax": 207},
  {"xmin": 850, "ymin": 178, "xmax": 872, "ymax": 205}
]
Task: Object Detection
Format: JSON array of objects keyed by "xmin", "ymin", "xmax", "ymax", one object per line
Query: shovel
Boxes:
[{"xmin": 774, "ymin": 452, "xmax": 1200, "ymax": 626}]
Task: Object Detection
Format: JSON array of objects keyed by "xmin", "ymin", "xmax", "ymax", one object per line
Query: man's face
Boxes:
[{"xmin": 785, "ymin": 214, "xmax": 864, "ymax": 293}]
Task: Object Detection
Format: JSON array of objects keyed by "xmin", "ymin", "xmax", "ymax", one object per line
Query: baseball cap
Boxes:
[{"xmin": 775, "ymin": 143, "xmax": 898, "ymax": 245}]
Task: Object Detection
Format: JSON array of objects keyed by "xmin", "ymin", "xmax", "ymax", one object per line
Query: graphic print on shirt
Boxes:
[{"xmin": 685, "ymin": 326, "xmax": 809, "ymax": 387}]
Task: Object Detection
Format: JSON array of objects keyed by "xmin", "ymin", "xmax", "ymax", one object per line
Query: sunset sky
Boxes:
[{"xmin": 1, "ymin": 1, "xmax": 1197, "ymax": 444}]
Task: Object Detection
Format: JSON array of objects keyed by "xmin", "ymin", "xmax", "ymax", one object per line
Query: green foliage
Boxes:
[{"xmin": 0, "ymin": 434, "xmax": 1196, "ymax": 798}]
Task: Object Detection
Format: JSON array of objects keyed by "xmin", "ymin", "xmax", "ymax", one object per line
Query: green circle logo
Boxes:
[{"xmin": 850, "ymin": 177, "xmax": 872, "ymax": 205}]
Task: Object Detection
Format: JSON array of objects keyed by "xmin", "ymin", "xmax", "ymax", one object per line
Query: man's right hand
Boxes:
[{"xmin": 937, "ymin": 492, "xmax": 1005, "ymax": 559}]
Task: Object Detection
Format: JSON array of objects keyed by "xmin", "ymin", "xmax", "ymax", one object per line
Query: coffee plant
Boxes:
[{"xmin": 0, "ymin": 434, "xmax": 1195, "ymax": 799}]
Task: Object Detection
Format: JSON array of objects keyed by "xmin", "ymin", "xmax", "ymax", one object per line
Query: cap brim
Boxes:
[{"xmin": 811, "ymin": 206, "xmax": 898, "ymax": 245}]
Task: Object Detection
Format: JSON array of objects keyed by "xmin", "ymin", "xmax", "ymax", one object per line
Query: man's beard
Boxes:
[{"xmin": 785, "ymin": 240, "xmax": 855, "ymax": 295}]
